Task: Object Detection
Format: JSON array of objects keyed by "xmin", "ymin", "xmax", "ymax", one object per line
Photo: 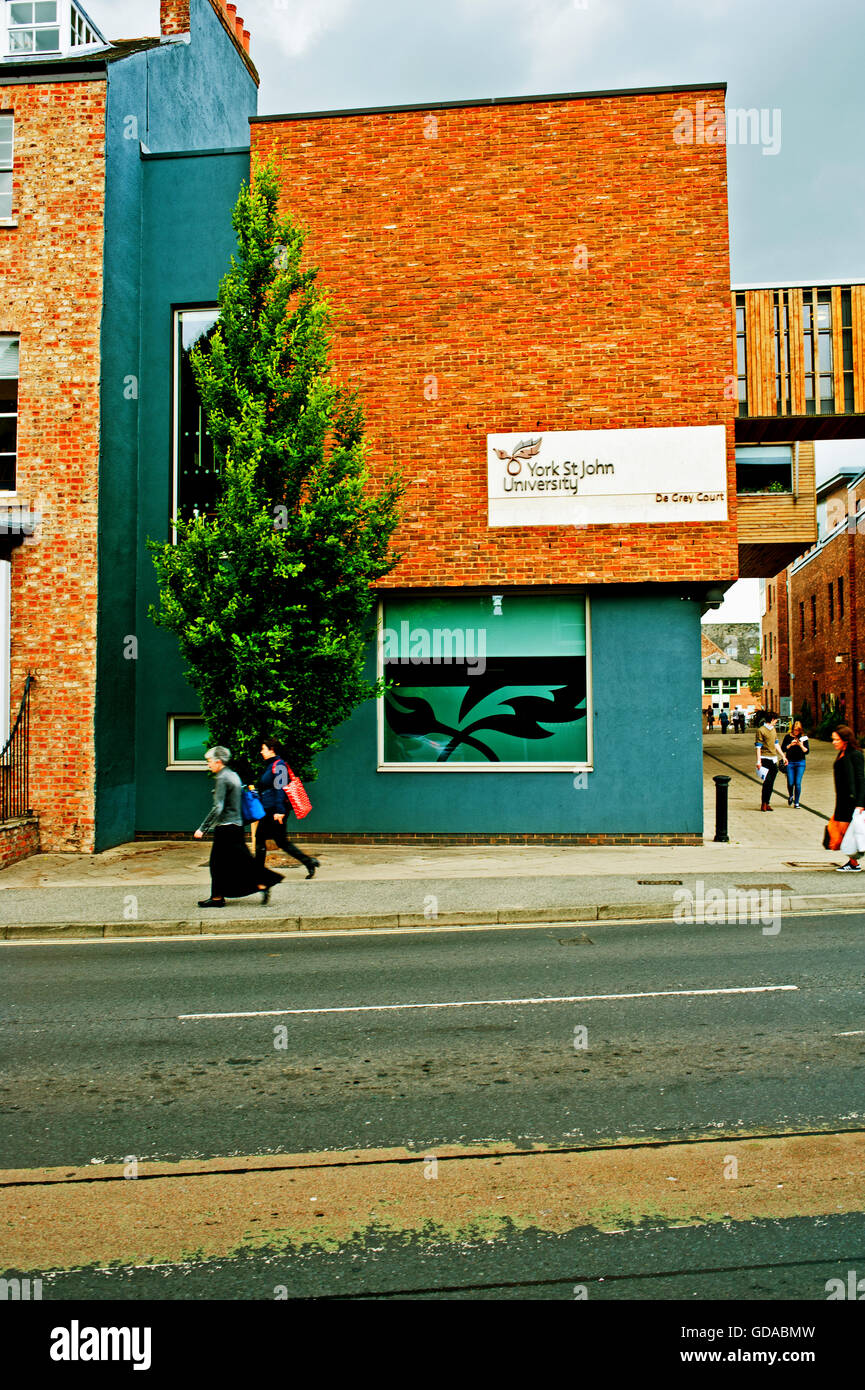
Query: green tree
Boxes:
[
  {"xmin": 149, "ymin": 161, "xmax": 403, "ymax": 777},
  {"xmin": 747, "ymin": 651, "xmax": 763, "ymax": 694}
]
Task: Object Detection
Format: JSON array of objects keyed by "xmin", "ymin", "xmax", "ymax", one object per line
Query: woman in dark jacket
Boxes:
[
  {"xmin": 253, "ymin": 738, "xmax": 320, "ymax": 880},
  {"xmin": 193, "ymin": 746, "xmax": 283, "ymax": 907},
  {"xmin": 830, "ymin": 725, "xmax": 865, "ymax": 872}
]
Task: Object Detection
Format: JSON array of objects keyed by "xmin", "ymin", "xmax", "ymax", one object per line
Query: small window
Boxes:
[
  {"xmin": 6, "ymin": 1, "xmax": 61, "ymax": 54},
  {"xmin": 0, "ymin": 113, "xmax": 12, "ymax": 220},
  {"xmin": 0, "ymin": 335, "xmax": 19, "ymax": 492},
  {"xmin": 167, "ymin": 715, "xmax": 209, "ymax": 769}
]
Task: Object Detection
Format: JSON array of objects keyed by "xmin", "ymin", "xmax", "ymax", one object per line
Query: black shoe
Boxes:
[
  {"xmin": 788, "ymin": 796, "xmax": 794, "ymax": 806},
  {"xmin": 305, "ymin": 858, "xmax": 320, "ymax": 880},
  {"xmin": 198, "ymin": 898, "xmax": 226, "ymax": 908},
  {"xmin": 260, "ymin": 887, "xmax": 271, "ymax": 906}
]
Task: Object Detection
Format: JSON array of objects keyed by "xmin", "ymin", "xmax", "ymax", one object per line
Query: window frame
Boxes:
[
  {"xmin": 1, "ymin": 1, "xmax": 104, "ymax": 59},
  {"xmin": 166, "ymin": 714, "xmax": 209, "ymax": 771},
  {"xmin": 171, "ymin": 303, "xmax": 220, "ymax": 543},
  {"xmin": 376, "ymin": 589, "xmax": 594, "ymax": 773},
  {"xmin": 0, "ymin": 111, "xmax": 13, "ymax": 223},
  {"xmin": 0, "ymin": 333, "xmax": 20, "ymax": 496}
]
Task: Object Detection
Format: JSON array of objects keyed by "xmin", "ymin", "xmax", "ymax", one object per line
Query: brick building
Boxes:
[
  {"xmin": 764, "ymin": 467, "xmax": 865, "ymax": 734},
  {"xmin": 0, "ymin": 0, "xmax": 258, "ymax": 862},
  {"xmin": 701, "ymin": 632, "xmax": 755, "ymax": 719}
]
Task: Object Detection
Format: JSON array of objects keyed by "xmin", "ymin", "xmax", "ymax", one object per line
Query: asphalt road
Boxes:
[
  {"xmin": 1, "ymin": 914, "xmax": 863, "ymax": 1166},
  {"xmin": 2, "ymin": 915, "xmax": 864, "ymax": 1302}
]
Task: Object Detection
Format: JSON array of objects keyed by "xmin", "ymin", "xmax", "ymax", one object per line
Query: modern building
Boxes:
[{"xmin": 0, "ymin": 0, "xmax": 258, "ymax": 863}]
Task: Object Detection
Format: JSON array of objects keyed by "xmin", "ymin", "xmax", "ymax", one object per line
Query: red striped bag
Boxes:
[{"xmin": 285, "ymin": 765, "xmax": 312, "ymax": 819}]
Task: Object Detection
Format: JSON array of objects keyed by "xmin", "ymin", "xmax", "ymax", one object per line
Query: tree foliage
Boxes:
[
  {"xmin": 149, "ymin": 161, "xmax": 403, "ymax": 777},
  {"xmin": 747, "ymin": 652, "xmax": 763, "ymax": 694}
]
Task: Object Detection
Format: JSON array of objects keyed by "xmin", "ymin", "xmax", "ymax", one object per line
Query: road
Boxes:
[{"xmin": 1, "ymin": 915, "xmax": 864, "ymax": 1298}]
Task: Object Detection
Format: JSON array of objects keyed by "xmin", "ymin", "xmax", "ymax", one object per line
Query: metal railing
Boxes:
[{"xmin": 0, "ymin": 674, "xmax": 34, "ymax": 822}]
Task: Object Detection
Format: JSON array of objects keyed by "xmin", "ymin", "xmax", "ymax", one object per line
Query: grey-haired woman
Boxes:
[{"xmin": 193, "ymin": 746, "xmax": 282, "ymax": 907}]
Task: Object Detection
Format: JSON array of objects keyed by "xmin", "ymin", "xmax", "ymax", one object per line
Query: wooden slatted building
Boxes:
[{"xmin": 731, "ymin": 280, "xmax": 865, "ymax": 577}]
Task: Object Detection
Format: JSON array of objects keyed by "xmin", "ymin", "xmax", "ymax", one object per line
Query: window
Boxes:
[
  {"xmin": 167, "ymin": 716, "xmax": 208, "ymax": 769},
  {"xmin": 0, "ymin": 336, "xmax": 19, "ymax": 492},
  {"xmin": 768, "ymin": 586, "xmax": 773, "ymax": 610},
  {"xmin": 735, "ymin": 293, "xmax": 747, "ymax": 416},
  {"xmin": 828, "ymin": 581, "xmax": 834, "ymax": 622},
  {"xmin": 173, "ymin": 307, "xmax": 220, "ymax": 531},
  {"xmin": 773, "ymin": 289, "xmax": 791, "ymax": 415},
  {"xmin": 69, "ymin": 1, "xmax": 97, "ymax": 46},
  {"xmin": 6, "ymin": 1, "xmax": 61, "ymax": 54},
  {"xmin": 735, "ymin": 444, "xmax": 793, "ymax": 495},
  {"xmin": 838, "ymin": 576, "xmax": 844, "ymax": 620},
  {"xmin": 811, "ymin": 594, "xmax": 817, "ymax": 636},
  {"xmin": 799, "ymin": 601, "xmax": 805, "ymax": 640},
  {"xmin": 380, "ymin": 591, "xmax": 590, "ymax": 768},
  {"xmin": 0, "ymin": 113, "xmax": 12, "ymax": 220}
]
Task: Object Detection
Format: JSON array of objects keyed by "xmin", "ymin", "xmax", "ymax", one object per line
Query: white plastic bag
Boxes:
[{"xmin": 840, "ymin": 808, "xmax": 865, "ymax": 857}]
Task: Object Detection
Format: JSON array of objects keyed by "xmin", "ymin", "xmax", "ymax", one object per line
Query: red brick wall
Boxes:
[
  {"xmin": 0, "ymin": 81, "xmax": 106, "ymax": 851},
  {"xmin": 0, "ymin": 817, "xmax": 39, "ymax": 870},
  {"xmin": 160, "ymin": 0, "xmax": 190, "ymax": 34},
  {"xmin": 252, "ymin": 88, "xmax": 737, "ymax": 587},
  {"xmin": 789, "ymin": 530, "xmax": 858, "ymax": 730},
  {"xmin": 761, "ymin": 568, "xmax": 789, "ymax": 712}
]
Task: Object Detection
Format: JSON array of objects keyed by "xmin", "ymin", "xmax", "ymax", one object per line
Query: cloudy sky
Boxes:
[{"xmin": 96, "ymin": 0, "xmax": 864, "ymax": 622}]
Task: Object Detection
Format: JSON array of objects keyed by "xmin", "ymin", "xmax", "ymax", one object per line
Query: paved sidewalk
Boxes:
[{"xmin": 0, "ymin": 733, "xmax": 861, "ymax": 937}]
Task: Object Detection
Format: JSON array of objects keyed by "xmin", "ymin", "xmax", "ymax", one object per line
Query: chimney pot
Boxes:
[{"xmin": 243, "ymin": 28, "xmax": 250, "ymax": 52}]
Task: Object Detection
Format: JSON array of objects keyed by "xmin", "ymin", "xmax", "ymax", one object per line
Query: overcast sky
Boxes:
[{"xmin": 96, "ymin": 0, "xmax": 864, "ymax": 623}]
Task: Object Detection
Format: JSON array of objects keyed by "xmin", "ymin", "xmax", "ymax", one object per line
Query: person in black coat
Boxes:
[
  {"xmin": 253, "ymin": 738, "xmax": 320, "ymax": 880},
  {"xmin": 830, "ymin": 724, "xmax": 865, "ymax": 871}
]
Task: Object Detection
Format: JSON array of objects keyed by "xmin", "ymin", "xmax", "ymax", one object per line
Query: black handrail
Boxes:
[{"xmin": 0, "ymin": 673, "xmax": 34, "ymax": 822}]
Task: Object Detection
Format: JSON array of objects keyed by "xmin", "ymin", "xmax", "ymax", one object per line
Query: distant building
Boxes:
[
  {"xmin": 701, "ymin": 622, "xmax": 760, "ymax": 669},
  {"xmin": 701, "ymin": 633, "xmax": 754, "ymax": 716}
]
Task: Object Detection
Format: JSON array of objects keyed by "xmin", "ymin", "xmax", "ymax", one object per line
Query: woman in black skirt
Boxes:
[
  {"xmin": 830, "ymin": 725, "xmax": 865, "ymax": 872},
  {"xmin": 253, "ymin": 738, "xmax": 319, "ymax": 880},
  {"xmin": 193, "ymin": 746, "xmax": 283, "ymax": 907}
]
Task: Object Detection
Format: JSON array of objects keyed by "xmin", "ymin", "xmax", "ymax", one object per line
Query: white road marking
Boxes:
[
  {"xmin": 178, "ymin": 984, "xmax": 798, "ymax": 1021},
  {"xmin": 835, "ymin": 1030, "xmax": 865, "ymax": 1036}
]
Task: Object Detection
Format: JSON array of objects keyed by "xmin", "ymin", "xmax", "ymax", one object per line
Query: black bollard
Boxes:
[{"xmin": 713, "ymin": 774, "xmax": 731, "ymax": 842}]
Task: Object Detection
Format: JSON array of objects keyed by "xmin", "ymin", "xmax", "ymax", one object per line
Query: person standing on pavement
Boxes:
[
  {"xmin": 830, "ymin": 725, "xmax": 865, "ymax": 872},
  {"xmin": 193, "ymin": 747, "xmax": 282, "ymax": 907},
  {"xmin": 754, "ymin": 711, "xmax": 787, "ymax": 811},
  {"xmin": 719, "ymin": 709, "xmax": 729, "ymax": 734},
  {"xmin": 781, "ymin": 721, "xmax": 809, "ymax": 808},
  {"xmin": 254, "ymin": 738, "xmax": 320, "ymax": 881},
  {"xmin": 707, "ymin": 708, "xmax": 715, "ymax": 732}
]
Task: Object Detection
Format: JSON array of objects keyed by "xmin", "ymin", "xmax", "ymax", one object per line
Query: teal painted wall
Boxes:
[{"xmin": 94, "ymin": 7, "xmax": 256, "ymax": 850}]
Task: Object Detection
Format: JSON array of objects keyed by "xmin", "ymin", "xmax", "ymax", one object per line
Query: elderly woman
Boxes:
[
  {"xmin": 830, "ymin": 726, "xmax": 865, "ymax": 872},
  {"xmin": 193, "ymin": 746, "xmax": 282, "ymax": 907}
]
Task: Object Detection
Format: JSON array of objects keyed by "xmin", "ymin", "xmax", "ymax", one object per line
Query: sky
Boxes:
[{"xmin": 94, "ymin": 0, "xmax": 865, "ymax": 625}]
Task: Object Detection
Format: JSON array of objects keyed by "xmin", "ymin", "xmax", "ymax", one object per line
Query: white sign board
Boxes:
[{"xmin": 487, "ymin": 425, "xmax": 728, "ymax": 527}]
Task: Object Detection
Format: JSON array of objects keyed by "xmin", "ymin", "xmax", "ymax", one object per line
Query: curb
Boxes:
[{"xmin": 4, "ymin": 893, "xmax": 865, "ymax": 939}]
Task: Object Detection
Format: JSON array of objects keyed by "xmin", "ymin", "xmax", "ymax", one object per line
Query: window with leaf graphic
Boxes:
[{"xmin": 380, "ymin": 593, "xmax": 590, "ymax": 767}]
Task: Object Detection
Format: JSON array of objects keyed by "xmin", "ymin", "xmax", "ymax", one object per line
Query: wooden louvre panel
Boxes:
[
  {"xmin": 787, "ymin": 288, "xmax": 806, "ymax": 416},
  {"xmin": 832, "ymin": 285, "xmax": 845, "ymax": 413},
  {"xmin": 744, "ymin": 289, "xmax": 776, "ymax": 417},
  {"xmin": 852, "ymin": 285, "xmax": 865, "ymax": 413}
]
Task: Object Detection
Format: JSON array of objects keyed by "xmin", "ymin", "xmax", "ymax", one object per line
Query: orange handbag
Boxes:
[{"xmin": 824, "ymin": 818, "xmax": 849, "ymax": 851}]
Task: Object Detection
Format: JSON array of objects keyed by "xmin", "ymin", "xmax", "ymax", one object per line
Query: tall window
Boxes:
[
  {"xmin": 838, "ymin": 576, "xmax": 844, "ymax": 620},
  {"xmin": 810, "ymin": 593, "xmax": 817, "ymax": 636},
  {"xmin": 828, "ymin": 581, "xmax": 834, "ymax": 622},
  {"xmin": 0, "ymin": 336, "xmax": 19, "ymax": 492},
  {"xmin": 802, "ymin": 289, "xmax": 815, "ymax": 415},
  {"xmin": 0, "ymin": 112, "xmax": 12, "ymax": 220},
  {"xmin": 173, "ymin": 307, "xmax": 219, "ymax": 530},
  {"xmin": 799, "ymin": 601, "xmax": 805, "ymax": 640},
  {"xmin": 841, "ymin": 288, "xmax": 854, "ymax": 414},
  {"xmin": 380, "ymin": 592, "xmax": 590, "ymax": 768},
  {"xmin": 6, "ymin": 2, "xmax": 61, "ymax": 53},
  {"xmin": 735, "ymin": 293, "xmax": 747, "ymax": 416}
]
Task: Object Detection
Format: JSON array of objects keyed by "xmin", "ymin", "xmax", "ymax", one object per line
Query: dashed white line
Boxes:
[{"xmin": 178, "ymin": 984, "xmax": 798, "ymax": 1021}]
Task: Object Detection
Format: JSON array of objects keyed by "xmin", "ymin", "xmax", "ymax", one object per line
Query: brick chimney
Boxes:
[{"xmin": 160, "ymin": 0, "xmax": 190, "ymax": 35}]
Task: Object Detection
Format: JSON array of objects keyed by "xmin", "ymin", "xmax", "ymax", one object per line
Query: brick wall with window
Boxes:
[
  {"xmin": 0, "ymin": 78, "xmax": 106, "ymax": 849},
  {"xmin": 252, "ymin": 86, "xmax": 737, "ymax": 588}
]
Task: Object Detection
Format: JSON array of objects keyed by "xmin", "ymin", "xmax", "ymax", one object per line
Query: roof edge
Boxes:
[{"xmin": 251, "ymin": 80, "xmax": 728, "ymax": 125}]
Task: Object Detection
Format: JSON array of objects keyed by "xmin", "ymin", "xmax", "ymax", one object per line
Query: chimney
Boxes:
[
  {"xmin": 242, "ymin": 29, "xmax": 250, "ymax": 52},
  {"xmin": 160, "ymin": 0, "xmax": 190, "ymax": 35}
]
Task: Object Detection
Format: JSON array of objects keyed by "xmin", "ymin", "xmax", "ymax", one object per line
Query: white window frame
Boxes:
[
  {"xmin": 0, "ymin": 112, "xmax": 13, "ymax": 224},
  {"xmin": 0, "ymin": 334, "xmax": 19, "ymax": 498},
  {"xmin": 376, "ymin": 590, "xmax": 594, "ymax": 773},
  {"xmin": 167, "ymin": 715, "xmax": 209, "ymax": 771},
  {"xmin": 1, "ymin": 0, "xmax": 105, "ymax": 61}
]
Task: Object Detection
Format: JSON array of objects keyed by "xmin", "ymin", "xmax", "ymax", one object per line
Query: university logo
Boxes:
[{"xmin": 492, "ymin": 436, "xmax": 542, "ymax": 476}]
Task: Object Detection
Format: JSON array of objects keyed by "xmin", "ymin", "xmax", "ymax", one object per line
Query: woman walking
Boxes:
[
  {"xmin": 830, "ymin": 725, "xmax": 865, "ymax": 872},
  {"xmin": 254, "ymin": 738, "xmax": 320, "ymax": 881},
  {"xmin": 754, "ymin": 710, "xmax": 787, "ymax": 811},
  {"xmin": 781, "ymin": 721, "xmax": 809, "ymax": 808},
  {"xmin": 193, "ymin": 746, "xmax": 283, "ymax": 907}
]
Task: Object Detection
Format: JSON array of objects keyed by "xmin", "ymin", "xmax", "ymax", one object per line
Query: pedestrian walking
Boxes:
[
  {"xmin": 830, "ymin": 725, "xmax": 865, "ymax": 872},
  {"xmin": 754, "ymin": 711, "xmax": 787, "ymax": 811},
  {"xmin": 719, "ymin": 709, "xmax": 729, "ymax": 734},
  {"xmin": 781, "ymin": 721, "xmax": 809, "ymax": 807},
  {"xmin": 253, "ymin": 738, "xmax": 320, "ymax": 881},
  {"xmin": 707, "ymin": 708, "xmax": 715, "ymax": 732},
  {"xmin": 193, "ymin": 746, "xmax": 283, "ymax": 907}
]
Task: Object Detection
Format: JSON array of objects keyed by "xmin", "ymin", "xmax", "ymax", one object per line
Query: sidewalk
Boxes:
[{"xmin": 0, "ymin": 734, "xmax": 861, "ymax": 938}]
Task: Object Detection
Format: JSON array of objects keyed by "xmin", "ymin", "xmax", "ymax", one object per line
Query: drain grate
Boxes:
[
  {"xmin": 637, "ymin": 879, "xmax": 683, "ymax": 885},
  {"xmin": 734, "ymin": 883, "xmax": 792, "ymax": 890},
  {"xmin": 558, "ymin": 935, "xmax": 595, "ymax": 945}
]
